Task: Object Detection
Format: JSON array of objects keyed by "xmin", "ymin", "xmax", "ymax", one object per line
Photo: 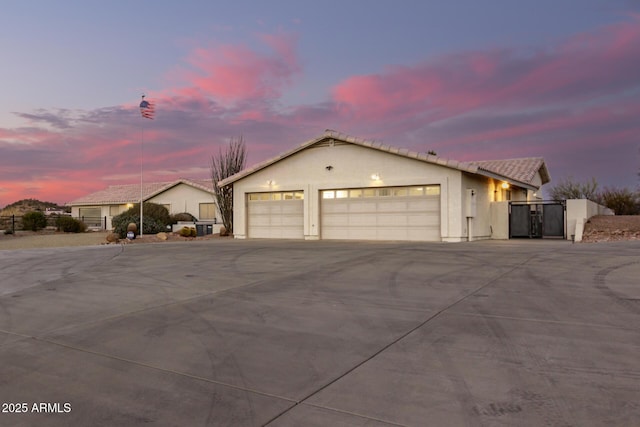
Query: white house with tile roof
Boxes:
[
  {"xmin": 67, "ymin": 178, "xmax": 219, "ymax": 230},
  {"xmin": 219, "ymin": 131, "xmax": 551, "ymax": 242}
]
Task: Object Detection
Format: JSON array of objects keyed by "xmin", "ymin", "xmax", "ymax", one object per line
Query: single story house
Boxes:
[
  {"xmin": 219, "ymin": 131, "xmax": 551, "ymax": 242},
  {"xmin": 67, "ymin": 178, "xmax": 219, "ymax": 230}
]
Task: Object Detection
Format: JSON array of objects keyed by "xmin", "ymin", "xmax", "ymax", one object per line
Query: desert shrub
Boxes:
[
  {"xmin": 22, "ymin": 211, "xmax": 47, "ymax": 231},
  {"xmin": 170, "ymin": 212, "xmax": 196, "ymax": 224},
  {"xmin": 596, "ymin": 187, "xmax": 640, "ymax": 215},
  {"xmin": 111, "ymin": 203, "xmax": 170, "ymax": 238},
  {"xmin": 55, "ymin": 216, "xmax": 87, "ymax": 233},
  {"xmin": 179, "ymin": 226, "xmax": 195, "ymax": 237}
]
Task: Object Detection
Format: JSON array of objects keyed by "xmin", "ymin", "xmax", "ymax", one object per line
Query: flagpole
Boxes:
[{"xmin": 140, "ymin": 123, "xmax": 144, "ymax": 237}]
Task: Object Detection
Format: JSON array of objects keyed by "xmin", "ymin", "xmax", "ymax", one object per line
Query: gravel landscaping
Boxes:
[{"xmin": 582, "ymin": 215, "xmax": 640, "ymax": 243}]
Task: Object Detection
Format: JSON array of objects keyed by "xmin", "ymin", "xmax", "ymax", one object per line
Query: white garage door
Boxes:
[
  {"xmin": 247, "ymin": 191, "xmax": 304, "ymax": 239},
  {"xmin": 321, "ymin": 186, "xmax": 441, "ymax": 241}
]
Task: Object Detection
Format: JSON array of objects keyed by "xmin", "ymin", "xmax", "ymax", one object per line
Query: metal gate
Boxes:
[{"xmin": 509, "ymin": 201, "xmax": 565, "ymax": 239}]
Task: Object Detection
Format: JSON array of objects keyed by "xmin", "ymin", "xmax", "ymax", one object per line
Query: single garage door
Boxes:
[
  {"xmin": 247, "ymin": 191, "xmax": 304, "ymax": 239},
  {"xmin": 321, "ymin": 185, "xmax": 441, "ymax": 241}
]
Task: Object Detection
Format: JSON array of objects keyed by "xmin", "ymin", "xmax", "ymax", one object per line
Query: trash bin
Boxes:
[
  {"xmin": 206, "ymin": 224, "xmax": 213, "ymax": 235},
  {"xmin": 196, "ymin": 224, "xmax": 205, "ymax": 236}
]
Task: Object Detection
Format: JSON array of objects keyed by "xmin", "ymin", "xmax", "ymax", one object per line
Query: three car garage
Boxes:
[{"xmin": 222, "ymin": 131, "xmax": 549, "ymax": 242}]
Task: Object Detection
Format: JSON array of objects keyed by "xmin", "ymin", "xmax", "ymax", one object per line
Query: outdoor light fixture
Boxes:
[
  {"xmin": 126, "ymin": 203, "xmax": 134, "ymax": 209},
  {"xmin": 501, "ymin": 182, "xmax": 510, "ymax": 189},
  {"xmin": 371, "ymin": 173, "xmax": 380, "ymax": 181}
]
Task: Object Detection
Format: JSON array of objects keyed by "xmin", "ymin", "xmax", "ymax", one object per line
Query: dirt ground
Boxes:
[
  {"xmin": 0, "ymin": 230, "xmax": 227, "ymax": 251},
  {"xmin": 582, "ymin": 215, "xmax": 640, "ymax": 243}
]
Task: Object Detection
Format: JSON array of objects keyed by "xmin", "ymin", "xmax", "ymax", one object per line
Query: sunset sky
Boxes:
[{"xmin": 1, "ymin": 1, "xmax": 639, "ymax": 208}]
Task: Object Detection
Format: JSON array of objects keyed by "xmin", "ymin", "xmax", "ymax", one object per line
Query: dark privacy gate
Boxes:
[{"xmin": 509, "ymin": 201, "xmax": 565, "ymax": 239}]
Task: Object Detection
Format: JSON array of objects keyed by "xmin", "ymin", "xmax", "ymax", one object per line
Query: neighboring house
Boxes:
[
  {"xmin": 219, "ymin": 131, "xmax": 551, "ymax": 242},
  {"xmin": 67, "ymin": 178, "xmax": 219, "ymax": 230}
]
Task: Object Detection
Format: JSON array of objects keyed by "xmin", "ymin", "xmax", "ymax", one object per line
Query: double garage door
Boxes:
[
  {"xmin": 321, "ymin": 185, "xmax": 441, "ymax": 241},
  {"xmin": 247, "ymin": 185, "xmax": 441, "ymax": 241}
]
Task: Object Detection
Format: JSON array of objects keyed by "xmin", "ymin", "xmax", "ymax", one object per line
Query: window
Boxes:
[
  {"xmin": 378, "ymin": 188, "xmax": 391, "ymax": 197},
  {"xmin": 350, "ymin": 189, "xmax": 362, "ymax": 198},
  {"xmin": 336, "ymin": 190, "xmax": 349, "ymax": 198},
  {"xmin": 363, "ymin": 189, "xmax": 376, "ymax": 197},
  {"xmin": 322, "ymin": 191, "xmax": 335, "ymax": 199},
  {"xmin": 294, "ymin": 192, "xmax": 304, "ymax": 200},
  {"xmin": 409, "ymin": 187, "xmax": 424, "ymax": 196},
  {"xmin": 425, "ymin": 186, "xmax": 440, "ymax": 196},
  {"xmin": 199, "ymin": 203, "xmax": 217, "ymax": 220},
  {"xmin": 392, "ymin": 188, "xmax": 407, "ymax": 197}
]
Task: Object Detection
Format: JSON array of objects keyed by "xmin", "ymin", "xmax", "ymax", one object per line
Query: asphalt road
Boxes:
[{"xmin": 0, "ymin": 239, "xmax": 638, "ymax": 426}]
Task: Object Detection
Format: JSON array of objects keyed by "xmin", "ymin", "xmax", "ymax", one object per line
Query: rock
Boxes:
[
  {"xmin": 219, "ymin": 226, "xmax": 227, "ymax": 236},
  {"xmin": 106, "ymin": 232, "xmax": 120, "ymax": 243},
  {"xmin": 157, "ymin": 232, "xmax": 168, "ymax": 241}
]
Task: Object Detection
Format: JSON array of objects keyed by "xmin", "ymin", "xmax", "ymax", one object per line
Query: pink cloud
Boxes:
[
  {"xmin": 331, "ymin": 14, "xmax": 640, "ymax": 122},
  {"xmin": 171, "ymin": 32, "xmax": 301, "ymax": 104}
]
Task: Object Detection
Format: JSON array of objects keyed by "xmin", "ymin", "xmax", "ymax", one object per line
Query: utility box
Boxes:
[{"xmin": 465, "ymin": 188, "xmax": 477, "ymax": 218}]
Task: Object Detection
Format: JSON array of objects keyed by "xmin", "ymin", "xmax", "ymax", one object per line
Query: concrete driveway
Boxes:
[{"xmin": 0, "ymin": 240, "xmax": 638, "ymax": 426}]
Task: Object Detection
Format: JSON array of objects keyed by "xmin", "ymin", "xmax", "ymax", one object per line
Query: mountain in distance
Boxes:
[{"xmin": 0, "ymin": 199, "xmax": 70, "ymax": 216}]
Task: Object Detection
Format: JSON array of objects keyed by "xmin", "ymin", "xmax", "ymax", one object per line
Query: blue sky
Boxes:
[{"xmin": 1, "ymin": 0, "xmax": 639, "ymax": 207}]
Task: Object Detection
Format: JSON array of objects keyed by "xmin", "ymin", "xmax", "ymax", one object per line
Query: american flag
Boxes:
[{"xmin": 139, "ymin": 96, "xmax": 155, "ymax": 119}]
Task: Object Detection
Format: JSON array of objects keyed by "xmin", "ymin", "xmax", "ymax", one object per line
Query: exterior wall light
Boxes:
[
  {"xmin": 371, "ymin": 173, "xmax": 380, "ymax": 181},
  {"xmin": 501, "ymin": 182, "xmax": 510, "ymax": 189},
  {"xmin": 126, "ymin": 203, "xmax": 134, "ymax": 209}
]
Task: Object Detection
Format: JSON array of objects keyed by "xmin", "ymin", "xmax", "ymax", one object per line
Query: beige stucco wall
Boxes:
[
  {"xmin": 567, "ymin": 199, "xmax": 614, "ymax": 241},
  {"xmin": 231, "ymin": 143, "xmax": 492, "ymax": 241},
  {"xmin": 461, "ymin": 173, "xmax": 495, "ymax": 240},
  {"xmin": 148, "ymin": 184, "xmax": 219, "ymax": 219},
  {"xmin": 490, "ymin": 201, "xmax": 510, "ymax": 239}
]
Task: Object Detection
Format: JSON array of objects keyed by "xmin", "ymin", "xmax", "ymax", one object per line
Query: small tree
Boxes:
[
  {"xmin": 596, "ymin": 187, "xmax": 640, "ymax": 215},
  {"xmin": 22, "ymin": 211, "xmax": 47, "ymax": 231},
  {"xmin": 548, "ymin": 176, "xmax": 598, "ymax": 201},
  {"xmin": 111, "ymin": 202, "xmax": 170, "ymax": 238},
  {"xmin": 210, "ymin": 136, "xmax": 247, "ymax": 234}
]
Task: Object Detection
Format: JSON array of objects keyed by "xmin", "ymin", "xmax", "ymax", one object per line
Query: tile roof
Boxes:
[
  {"xmin": 219, "ymin": 130, "xmax": 549, "ymax": 190},
  {"xmin": 467, "ymin": 158, "xmax": 551, "ymax": 187},
  {"xmin": 68, "ymin": 178, "xmax": 213, "ymax": 206}
]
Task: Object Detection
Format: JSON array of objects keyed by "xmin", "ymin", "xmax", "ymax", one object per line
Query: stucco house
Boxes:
[
  {"xmin": 67, "ymin": 178, "xmax": 219, "ymax": 230},
  {"xmin": 219, "ymin": 131, "xmax": 551, "ymax": 242}
]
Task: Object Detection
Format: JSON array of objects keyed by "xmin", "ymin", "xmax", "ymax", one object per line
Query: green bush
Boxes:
[
  {"xmin": 55, "ymin": 216, "xmax": 87, "ymax": 233},
  {"xmin": 170, "ymin": 212, "xmax": 196, "ymax": 224},
  {"xmin": 179, "ymin": 226, "xmax": 195, "ymax": 237},
  {"xmin": 22, "ymin": 211, "xmax": 47, "ymax": 231},
  {"xmin": 111, "ymin": 202, "xmax": 170, "ymax": 238}
]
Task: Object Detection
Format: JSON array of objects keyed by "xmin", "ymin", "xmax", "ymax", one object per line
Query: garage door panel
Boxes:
[
  {"xmin": 248, "ymin": 194, "xmax": 304, "ymax": 239},
  {"xmin": 321, "ymin": 186, "xmax": 440, "ymax": 241}
]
